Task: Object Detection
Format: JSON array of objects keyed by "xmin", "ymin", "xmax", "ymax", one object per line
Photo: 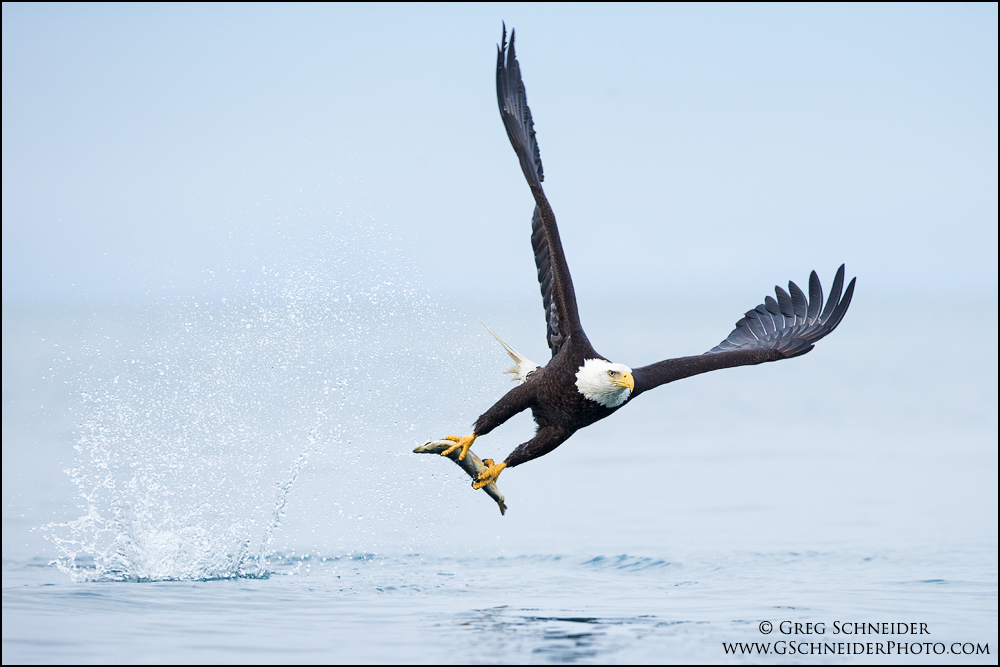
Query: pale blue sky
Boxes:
[{"xmin": 3, "ymin": 3, "xmax": 997, "ymax": 307}]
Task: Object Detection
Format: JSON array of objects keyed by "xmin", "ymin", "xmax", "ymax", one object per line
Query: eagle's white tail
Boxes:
[{"xmin": 482, "ymin": 323, "xmax": 540, "ymax": 382}]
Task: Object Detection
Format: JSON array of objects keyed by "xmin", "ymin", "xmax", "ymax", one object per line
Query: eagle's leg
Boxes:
[
  {"xmin": 441, "ymin": 433, "xmax": 477, "ymax": 461},
  {"xmin": 474, "ymin": 459, "xmax": 506, "ymax": 490}
]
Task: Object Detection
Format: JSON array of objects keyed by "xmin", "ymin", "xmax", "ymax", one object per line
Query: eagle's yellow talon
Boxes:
[
  {"xmin": 473, "ymin": 461, "xmax": 506, "ymax": 490},
  {"xmin": 441, "ymin": 433, "xmax": 477, "ymax": 461}
]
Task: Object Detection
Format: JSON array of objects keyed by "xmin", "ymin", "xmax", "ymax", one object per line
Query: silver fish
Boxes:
[{"xmin": 413, "ymin": 440, "xmax": 507, "ymax": 515}]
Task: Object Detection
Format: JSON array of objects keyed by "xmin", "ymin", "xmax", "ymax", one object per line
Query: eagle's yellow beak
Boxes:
[{"xmin": 614, "ymin": 373, "xmax": 635, "ymax": 392}]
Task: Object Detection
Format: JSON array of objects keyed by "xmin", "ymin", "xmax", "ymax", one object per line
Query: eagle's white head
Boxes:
[{"xmin": 575, "ymin": 358, "xmax": 634, "ymax": 408}]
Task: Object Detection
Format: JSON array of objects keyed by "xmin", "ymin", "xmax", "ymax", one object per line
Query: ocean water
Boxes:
[{"xmin": 3, "ymin": 259, "xmax": 997, "ymax": 662}]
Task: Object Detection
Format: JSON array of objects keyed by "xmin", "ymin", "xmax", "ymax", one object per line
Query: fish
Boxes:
[{"xmin": 413, "ymin": 440, "xmax": 507, "ymax": 515}]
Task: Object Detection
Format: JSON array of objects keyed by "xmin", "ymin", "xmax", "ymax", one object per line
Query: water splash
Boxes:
[
  {"xmin": 45, "ymin": 214, "xmax": 494, "ymax": 581},
  {"xmin": 246, "ymin": 430, "xmax": 318, "ymax": 577}
]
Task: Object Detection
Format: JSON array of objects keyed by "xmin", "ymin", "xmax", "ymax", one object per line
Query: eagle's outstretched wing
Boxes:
[
  {"xmin": 497, "ymin": 25, "xmax": 584, "ymax": 357},
  {"xmin": 631, "ymin": 265, "xmax": 856, "ymax": 398}
]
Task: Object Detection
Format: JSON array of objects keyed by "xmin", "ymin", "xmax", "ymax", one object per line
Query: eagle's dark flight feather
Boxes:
[
  {"xmin": 497, "ymin": 25, "xmax": 586, "ymax": 357},
  {"xmin": 630, "ymin": 266, "xmax": 856, "ymax": 398}
]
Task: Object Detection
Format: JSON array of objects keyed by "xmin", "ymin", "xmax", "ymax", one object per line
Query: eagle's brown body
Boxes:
[{"xmin": 474, "ymin": 335, "xmax": 612, "ymax": 469}]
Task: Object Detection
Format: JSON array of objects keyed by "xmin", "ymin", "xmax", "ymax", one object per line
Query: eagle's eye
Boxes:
[{"xmin": 608, "ymin": 370, "xmax": 617, "ymax": 377}]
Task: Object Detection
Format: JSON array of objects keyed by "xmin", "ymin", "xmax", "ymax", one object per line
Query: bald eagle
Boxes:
[{"xmin": 441, "ymin": 26, "xmax": 856, "ymax": 492}]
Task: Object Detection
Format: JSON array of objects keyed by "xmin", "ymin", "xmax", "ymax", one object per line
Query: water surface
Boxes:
[{"xmin": 3, "ymin": 295, "xmax": 997, "ymax": 663}]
